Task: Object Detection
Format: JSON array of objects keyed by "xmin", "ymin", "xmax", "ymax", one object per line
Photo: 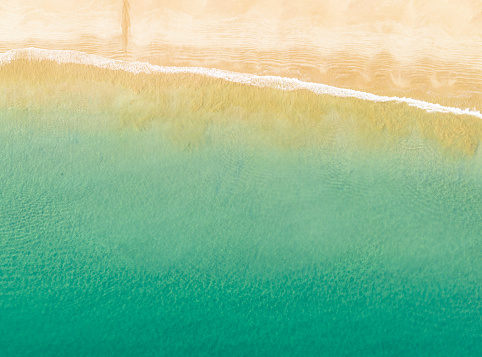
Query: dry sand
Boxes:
[{"xmin": 1, "ymin": 1, "xmax": 481, "ymax": 110}]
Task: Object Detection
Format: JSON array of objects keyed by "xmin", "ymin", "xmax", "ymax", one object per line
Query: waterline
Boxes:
[{"xmin": 2, "ymin": 47, "xmax": 481, "ymax": 120}]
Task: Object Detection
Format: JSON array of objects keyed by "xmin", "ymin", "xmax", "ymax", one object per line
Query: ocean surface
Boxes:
[{"xmin": 0, "ymin": 53, "xmax": 481, "ymax": 356}]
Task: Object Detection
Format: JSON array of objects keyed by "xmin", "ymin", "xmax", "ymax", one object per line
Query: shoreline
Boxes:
[
  {"xmin": 2, "ymin": 51, "xmax": 481, "ymax": 157},
  {"xmin": 2, "ymin": 47, "xmax": 481, "ymax": 121}
]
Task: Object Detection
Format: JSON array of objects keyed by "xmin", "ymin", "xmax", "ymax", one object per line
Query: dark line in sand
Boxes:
[{"xmin": 122, "ymin": 0, "xmax": 130, "ymax": 55}]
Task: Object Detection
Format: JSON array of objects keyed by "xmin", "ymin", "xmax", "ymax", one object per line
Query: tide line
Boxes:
[{"xmin": 1, "ymin": 47, "xmax": 481, "ymax": 120}]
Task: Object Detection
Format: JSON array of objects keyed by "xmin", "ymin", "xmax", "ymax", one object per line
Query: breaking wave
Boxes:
[{"xmin": 1, "ymin": 47, "xmax": 481, "ymax": 120}]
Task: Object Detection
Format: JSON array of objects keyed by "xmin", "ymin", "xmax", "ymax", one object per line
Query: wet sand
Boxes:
[{"xmin": 1, "ymin": 55, "xmax": 481, "ymax": 157}]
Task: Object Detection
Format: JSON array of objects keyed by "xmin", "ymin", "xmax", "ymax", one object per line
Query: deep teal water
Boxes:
[{"xmin": 0, "ymin": 110, "xmax": 481, "ymax": 356}]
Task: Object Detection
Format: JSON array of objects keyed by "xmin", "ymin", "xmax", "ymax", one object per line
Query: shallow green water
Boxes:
[{"xmin": 0, "ymin": 108, "xmax": 481, "ymax": 356}]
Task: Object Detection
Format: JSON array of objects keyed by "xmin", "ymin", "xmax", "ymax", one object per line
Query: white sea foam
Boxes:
[{"xmin": 1, "ymin": 47, "xmax": 481, "ymax": 120}]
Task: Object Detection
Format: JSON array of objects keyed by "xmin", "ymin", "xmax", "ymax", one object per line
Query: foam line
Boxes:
[{"xmin": 1, "ymin": 47, "xmax": 481, "ymax": 120}]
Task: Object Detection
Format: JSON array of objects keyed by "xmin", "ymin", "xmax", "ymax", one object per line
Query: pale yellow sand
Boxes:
[{"xmin": 1, "ymin": 1, "xmax": 481, "ymax": 110}]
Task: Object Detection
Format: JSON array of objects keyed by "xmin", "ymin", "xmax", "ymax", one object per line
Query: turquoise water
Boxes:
[{"xmin": 0, "ymin": 109, "xmax": 481, "ymax": 356}]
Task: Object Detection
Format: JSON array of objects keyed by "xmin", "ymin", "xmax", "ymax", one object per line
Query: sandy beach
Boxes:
[{"xmin": 1, "ymin": 0, "xmax": 481, "ymax": 110}]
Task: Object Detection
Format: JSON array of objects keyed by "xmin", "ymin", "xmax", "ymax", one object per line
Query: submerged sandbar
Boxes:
[{"xmin": 1, "ymin": 52, "xmax": 481, "ymax": 157}]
